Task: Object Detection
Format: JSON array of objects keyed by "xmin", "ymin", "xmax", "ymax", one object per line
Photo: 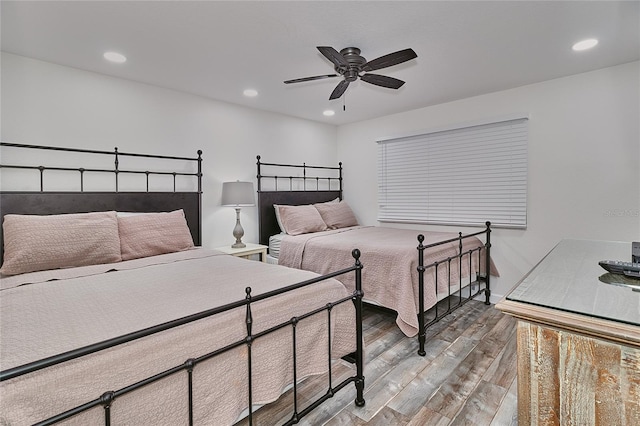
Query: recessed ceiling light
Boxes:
[
  {"xmin": 243, "ymin": 89, "xmax": 258, "ymax": 97},
  {"xmin": 103, "ymin": 51, "xmax": 127, "ymax": 63},
  {"xmin": 572, "ymin": 39, "xmax": 598, "ymax": 51},
  {"xmin": 323, "ymin": 110, "xmax": 335, "ymax": 117}
]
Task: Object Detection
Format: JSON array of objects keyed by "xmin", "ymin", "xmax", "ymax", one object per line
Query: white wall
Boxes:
[
  {"xmin": 337, "ymin": 61, "xmax": 640, "ymax": 302},
  {"xmin": 3, "ymin": 53, "xmax": 638, "ymax": 301},
  {"xmin": 0, "ymin": 53, "xmax": 338, "ymax": 247}
]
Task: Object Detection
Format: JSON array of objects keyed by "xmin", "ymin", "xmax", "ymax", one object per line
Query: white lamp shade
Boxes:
[{"xmin": 221, "ymin": 181, "xmax": 255, "ymax": 206}]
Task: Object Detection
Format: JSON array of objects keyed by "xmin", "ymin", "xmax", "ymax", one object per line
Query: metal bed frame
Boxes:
[
  {"xmin": 0, "ymin": 143, "xmax": 365, "ymax": 425},
  {"xmin": 256, "ymin": 155, "xmax": 492, "ymax": 356},
  {"xmin": 256, "ymin": 155, "xmax": 343, "ymax": 247},
  {"xmin": 416, "ymin": 227, "xmax": 491, "ymax": 355}
]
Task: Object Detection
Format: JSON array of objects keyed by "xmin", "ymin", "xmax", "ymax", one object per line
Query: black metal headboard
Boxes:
[
  {"xmin": 0, "ymin": 143, "xmax": 203, "ymax": 263},
  {"xmin": 256, "ymin": 155, "xmax": 342, "ymax": 246}
]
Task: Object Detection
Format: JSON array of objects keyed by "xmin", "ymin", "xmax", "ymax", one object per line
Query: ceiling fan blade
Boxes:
[
  {"xmin": 329, "ymin": 80, "xmax": 350, "ymax": 100},
  {"xmin": 360, "ymin": 73, "xmax": 406, "ymax": 89},
  {"xmin": 284, "ymin": 74, "xmax": 338, "ymax": 84},
  {"xmin": 361, "ymin": 48, "xmax": 417, "ymax": 72},
  {"xmin": 317, "ymin": 46, "xmax": 349, "ymax": 67}
]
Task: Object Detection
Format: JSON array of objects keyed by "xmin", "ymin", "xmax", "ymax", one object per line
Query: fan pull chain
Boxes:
[{"xmin": 343, "ymin": 92, "xmax": 346, "ymax": 111}]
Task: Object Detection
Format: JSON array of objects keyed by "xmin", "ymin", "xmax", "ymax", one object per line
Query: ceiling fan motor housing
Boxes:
[{"xmin": 337, "ymin": 47, "xmax": 367, "ymax": 81}]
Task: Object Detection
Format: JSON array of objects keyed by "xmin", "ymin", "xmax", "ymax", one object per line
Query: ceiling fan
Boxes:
[{"xmin": 284, "ymin": 46, "xmax": 418, "ymax": 100}]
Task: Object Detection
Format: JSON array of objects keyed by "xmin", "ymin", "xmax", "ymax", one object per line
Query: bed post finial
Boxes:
[
  {"xmin": 100, "ymin": 390, "xmax": 116, "ymax": 423},
  {"xmin": 114, "ymin": 147, "xmax": 119, "ymax": 192},
  {"xmin": 38, "ymin": 166, "xmax": 45, "ymax": 192},
  {"xmin": 256, "ymin": 156, "xmax": 262, "ymax": 186},
  {"xmin": 339, "ymin": 162, "xmax": 343, "ymax": 199},
  {"xmin": 245, "ymin": 286, "xmax": 253, "ymax": 335}
]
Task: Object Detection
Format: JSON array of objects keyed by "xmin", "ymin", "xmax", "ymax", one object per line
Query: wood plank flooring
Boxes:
[{"xmin": 236, "ymin": 299, "xmax": 518, "ymax": 426}]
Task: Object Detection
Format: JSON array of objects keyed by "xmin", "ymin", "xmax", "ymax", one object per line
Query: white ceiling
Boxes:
[{"xmin": 2, "ymin": 1, "xmax": 639, "ymax": 126}]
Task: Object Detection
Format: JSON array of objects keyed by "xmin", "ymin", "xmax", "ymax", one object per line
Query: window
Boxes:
[{"xmin": 377, "ymin": 117, "xmax": 528, "ymax": 228}]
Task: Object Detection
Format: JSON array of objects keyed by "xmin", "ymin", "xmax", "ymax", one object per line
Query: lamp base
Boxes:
[{"xmin": 231, "ymin": 207, "xmax": 246, "ymax": 249}]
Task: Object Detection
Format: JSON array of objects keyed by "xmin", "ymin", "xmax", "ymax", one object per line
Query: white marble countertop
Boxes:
[{"xmin": 506, "ymin": 239, "xmax": 640, "ymax": 326}]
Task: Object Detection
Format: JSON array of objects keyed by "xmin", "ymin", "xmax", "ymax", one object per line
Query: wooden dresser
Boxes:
[{"xmin": 496, "ymin": 239, "xmax": 640, "ymax": 425}]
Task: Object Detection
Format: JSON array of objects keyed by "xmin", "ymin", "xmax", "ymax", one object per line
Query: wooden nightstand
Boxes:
[{"xmin": 214, "ymin": 243, "xmax": 268, "ymax": 262}]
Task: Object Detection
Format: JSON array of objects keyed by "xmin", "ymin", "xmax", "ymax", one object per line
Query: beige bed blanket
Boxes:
[
  {"xmin": 0, "ymin": 249, "xmax": 356, "ymax": 425},
  {"xmin": 278, "ymin": 226, "xmax": 497, "ymax": 337}
]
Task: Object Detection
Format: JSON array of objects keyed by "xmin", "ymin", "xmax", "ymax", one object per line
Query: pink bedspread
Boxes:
[
  {"xmin": 0, "ymin": 249, "xmax": 356, "ymax": 425},
  {"xmin": 278, "ymin": 226, "xmax": 497, "ymax": 337}
]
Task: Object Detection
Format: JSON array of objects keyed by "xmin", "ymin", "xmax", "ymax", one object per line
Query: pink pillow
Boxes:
[
  {"xmin": 0, "ymin": 211, "xmax": 122, "ymax": 276},
  {"xmin": 274, "ymin": 204, "xmax": 328, "ymax": 235},
  {"xmin": 118, "ymin": 210, "xmax": 194, "ymax": 261},
  {"xmin": 313, "ymin": 201, "xmax": 359, "ymax": 229},
  {"xmin": 274, "ymin": 199, "xmax": 338, "ymax": 233}
]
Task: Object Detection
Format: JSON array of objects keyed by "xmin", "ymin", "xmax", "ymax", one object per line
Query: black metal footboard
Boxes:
[
  {"xmin": 0, "ymin": 250, "xmax": 365, "ymax": 426},
  {"xmin": 416, "ymin": 222, "xmax": 492, "ymax": 356}
]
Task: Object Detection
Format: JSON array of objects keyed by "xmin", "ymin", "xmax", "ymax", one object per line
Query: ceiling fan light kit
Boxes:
[{"xmin": 285, "ymin": 46, "xmax": 417, "ymax": 100}]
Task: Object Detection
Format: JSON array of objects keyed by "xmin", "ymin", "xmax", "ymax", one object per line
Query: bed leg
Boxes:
[
  {"xmin": 418, "ymin": 331, "xmax": 426, "ymax": 357},
  {"xmin": 352, "ymin": 249, "xmax": 366, "ymax": 407},
  {"xmin": 355, "ymin": 377, "xmax": 365, "ymax": 407}
]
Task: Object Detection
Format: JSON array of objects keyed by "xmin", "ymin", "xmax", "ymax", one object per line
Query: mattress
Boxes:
[
  {"xmin": 268, "ymin": 231, "xmax": 480, "ymax": 307},
  {"xmin": 268, "ymin": 232, "xmax": 286, "ymax": 259},
  {"xmin": 0, "ymin": 248, "xmax": 356, "ymax": 425},
  {"xmin": 277, "ymin": 226, "xmax": 497, "ymax": 337}
]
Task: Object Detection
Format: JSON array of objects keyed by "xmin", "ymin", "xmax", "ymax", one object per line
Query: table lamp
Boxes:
[{"xmin": 221, "ymin": 181, "xmax": 255, "ymax": 248}]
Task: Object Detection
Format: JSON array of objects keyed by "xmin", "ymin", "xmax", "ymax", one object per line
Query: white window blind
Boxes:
[{"xmin": 377, "ymin": 117, "xmax": 528, "ymax": 228}]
